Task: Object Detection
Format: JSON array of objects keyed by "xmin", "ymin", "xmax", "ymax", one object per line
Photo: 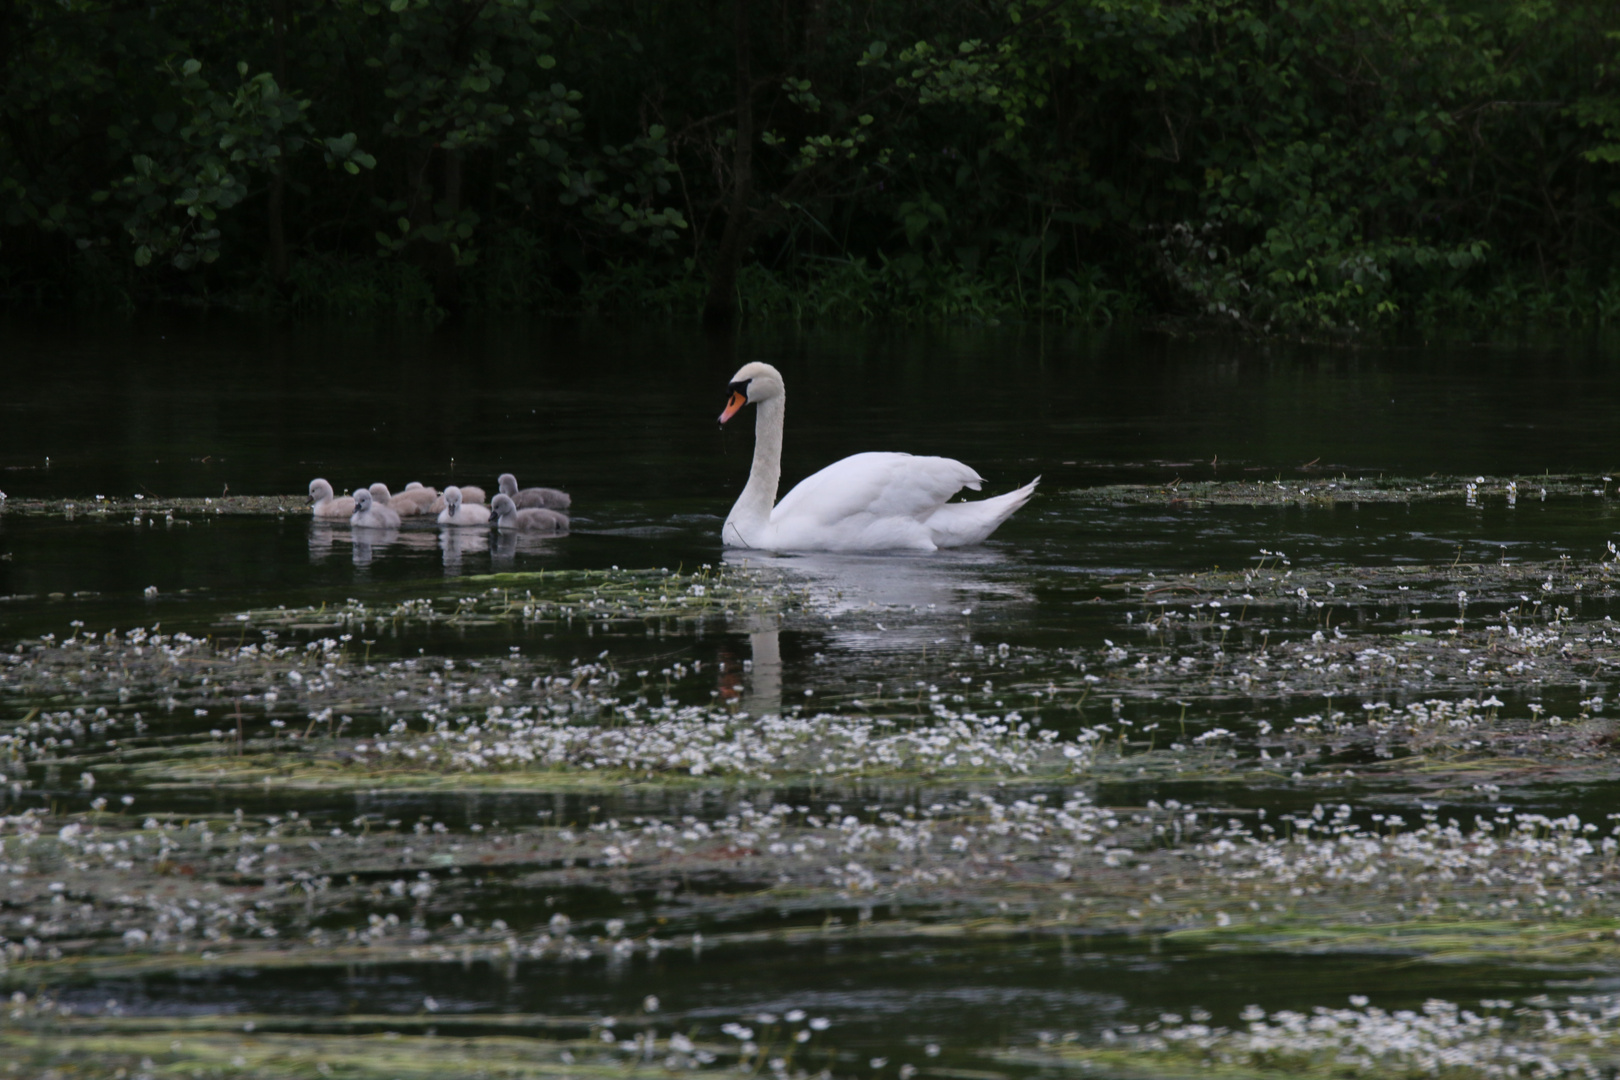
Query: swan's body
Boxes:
[
  {"xmin": 370, "ymin": 482, "xmax": 436, "ymax": 517},
  {"xmin": 309, "ymin": 478, "xmax": 354, "ymax": 520},
  {"xmin": 438, "ymin": 486, "xmax": 490, "ymax": 526},
  {"xmin": 718, "ymin": 362, "xmax": 1036, "ymax": 552},
  {"xmin": 498, "ymin": 472, "xmax": 571, "ymax": 511},
  {"xmin": 492, "ymin": 493, "xmax": 568, "ymax": 533},
  {"xmin": 351, "ymin": 488, "xmax": 401, "ymax": 529}
]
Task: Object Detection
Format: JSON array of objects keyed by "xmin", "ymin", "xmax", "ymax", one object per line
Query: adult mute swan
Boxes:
[{"xmin": 718, "ymin": 362, "xmax": 1037, "ymax": 551}]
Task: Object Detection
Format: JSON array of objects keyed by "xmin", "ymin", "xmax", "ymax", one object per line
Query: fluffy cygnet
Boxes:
[
  {"xmin": 428, "ymin": 485, "xmax": 484, "ymax": 514},
  {"xmin": 351, "ymin": 487, "xmax": 401, "ymax": 529},
  {"xmin": 498, "ymin": 472, "xmax": 570, "ymax": 510},
  {"xmin": 492, "ymin": 493, "xmax": 569, "ymax": 533},
  {"xmin": 437, "ymin": 485, "xmax": 491, "ymax": 526},
  {"xmin": 368, "ymin": 482, "xmax": 436, "ymax": 517},
  {"xmin": 309, "ymin": 478, "xmax": 355, "ymax": 519},
  {"xmin": 393, "ymin": 484, "xmax": 439, "ymax": 515}
]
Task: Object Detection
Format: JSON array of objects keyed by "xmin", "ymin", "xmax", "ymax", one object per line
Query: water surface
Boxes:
[{"xmin": 5, "ymin": 316, "xmax": 1620, "ymax": 1073}]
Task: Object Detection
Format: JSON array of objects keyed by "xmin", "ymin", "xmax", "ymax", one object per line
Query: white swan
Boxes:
[
  {"xmin": 718, "ymin": 362, "xmax": 1037, "ymax": 551},
  {"xmin": 437, "ymin": 486, "xmax": 491, "ymax": 526}
]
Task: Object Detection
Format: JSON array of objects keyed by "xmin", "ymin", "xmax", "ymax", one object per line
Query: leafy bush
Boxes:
[{"xmin": 1, "ymin": 0, "xmax": 1617, "ymax": 331}]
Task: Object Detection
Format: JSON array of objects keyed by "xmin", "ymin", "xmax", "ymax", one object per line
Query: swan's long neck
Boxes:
[{"xmin": 727, "ymin": 395, "xmax": 784, "ymax": 542}]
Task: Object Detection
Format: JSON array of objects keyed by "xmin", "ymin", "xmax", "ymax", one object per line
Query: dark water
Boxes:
[
  {"xmin": 7, "ymin": 317, "xmax": 1620, "ymax": 500},
  {"xmin": 6, "ymin": 316, "xmax": 1620, "ymax": 622},
  {"xmin": 5, "ymin": 315, "xmax": 1620, "ymax": 1067}
]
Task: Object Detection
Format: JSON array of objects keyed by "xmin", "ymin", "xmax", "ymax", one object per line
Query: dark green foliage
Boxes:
[{"xmin": 1, "ymin": 0, "xmax": 1618, "ymax": 330}]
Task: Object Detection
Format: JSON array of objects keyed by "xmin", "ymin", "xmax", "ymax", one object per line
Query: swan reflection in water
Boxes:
[
  {"xmin": 721, "ymin": 547, "xmax": 1033, "ymax": 653},
  {"xmin": 717, "ymin": 615, "xmax": 784, "ymax": 717},
  {"xmin": 716, "ymin": 547, "xmax": 1035, "ymax": 714}
]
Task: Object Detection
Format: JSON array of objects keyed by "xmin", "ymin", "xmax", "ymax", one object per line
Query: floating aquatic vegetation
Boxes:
[
  {"xmin": 4, "ymin": 784, "xmax": 1618, "ymax": 982},
  {"xmin": 0, "ymin": 992, "xmax": 839, "ymax": 1080},
  {"xmin": 355, "ymin": 704, "xmax": 1084, "ymax": 781},
  {"xmin": 954, "ymin": 552, "xmax": 1620, "ymax": 756},
  {"xmin": 1069, "ymin": 474, "xmax": 1609, "ymax": 508},
  {"xmin": 9, "ymin": 556, "xmax": 1620, "ymax": 805},
  {"xmin": 13, "ymin": 482, "xmax": 1620, "ymax": 1077},
  {"xmin": 2, "ymin": 613, "xmax": 1094, "ymax": 793},
  {"xmin": 9, "ymin": 540, "xmax": 1620, "ymax": 1066},
  {"xmin": 0, "ymin": 792, "xmax": 1134, "ymax": 977},
  {"xmin": 1177, "ymin": 803, "xmax": 1620, "ymax": 926},
  {"xmin": 1005, "ymin": 994, "xmax": 1620, "ymax": 1078},
  {"xmin": 1252, "ymin": 695, "xmax": 1613, "ymax": 770},
  {"xmin": 0, "ymin": 494, "xmax": 311, "ymax": 519},
  {"xmin": 231, "ymin": 566, "xmax": 804, "ymax": 632}
]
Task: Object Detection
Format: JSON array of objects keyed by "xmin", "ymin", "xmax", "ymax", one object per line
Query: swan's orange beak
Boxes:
[{"xmin": 719, "ymin": 390, "xmax": 747, "ymax": 424}]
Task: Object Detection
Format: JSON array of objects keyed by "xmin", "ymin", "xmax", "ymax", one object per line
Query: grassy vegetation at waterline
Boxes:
[{"xmin": 5, "ymin": 0, "xmax": 1620, "ymax": 331}]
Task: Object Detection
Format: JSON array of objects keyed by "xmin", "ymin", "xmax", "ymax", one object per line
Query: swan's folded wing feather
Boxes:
[
  {"xmin": 770, "ymin": 452, "xmax": 983, "ymax": 526},
  {"xmin": 925, "ymin": 476, "xmax": 1039, "ymax": 547}
]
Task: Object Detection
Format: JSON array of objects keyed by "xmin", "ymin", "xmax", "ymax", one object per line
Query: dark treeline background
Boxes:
[{"xmin": 4, "ymin": 0, "xmax": 1620, "ymax": 330}]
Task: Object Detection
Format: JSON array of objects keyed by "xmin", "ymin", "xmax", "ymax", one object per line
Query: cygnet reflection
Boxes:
[
  {"xmin": 351, "ymin": 527, "xmax": 400, "ymax": 567},
  {"xmin": 490, "ymin": 529, "xmax": 565, "ymax": 567},
  {"xmin": 310, "ymin": 521, "xmax": 440, "ymax": 568},
  {"xmin": 722, "ymin": 547, "xmax": 1033, "ymax": 652},
  {"xmin": 439, "ymin": 525, "xmax": 490, "ymax": 574},
  {"xmin": 309, "ymin": 521, "xmax": 339, "ymax": 563}
]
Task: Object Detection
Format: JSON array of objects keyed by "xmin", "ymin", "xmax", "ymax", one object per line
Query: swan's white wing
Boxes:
[
  {"xmin": 925, "ymin": 476, "xmax": 1040, "ymax": 547},
  {"xmin": 771, "ymin": 452, "xmax": 984, "ymax": 527}
]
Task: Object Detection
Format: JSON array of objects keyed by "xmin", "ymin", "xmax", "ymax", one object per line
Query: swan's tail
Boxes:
[{"xmin": 926, "ymin": 476, "xmax": 1040, "ymax": 548}]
